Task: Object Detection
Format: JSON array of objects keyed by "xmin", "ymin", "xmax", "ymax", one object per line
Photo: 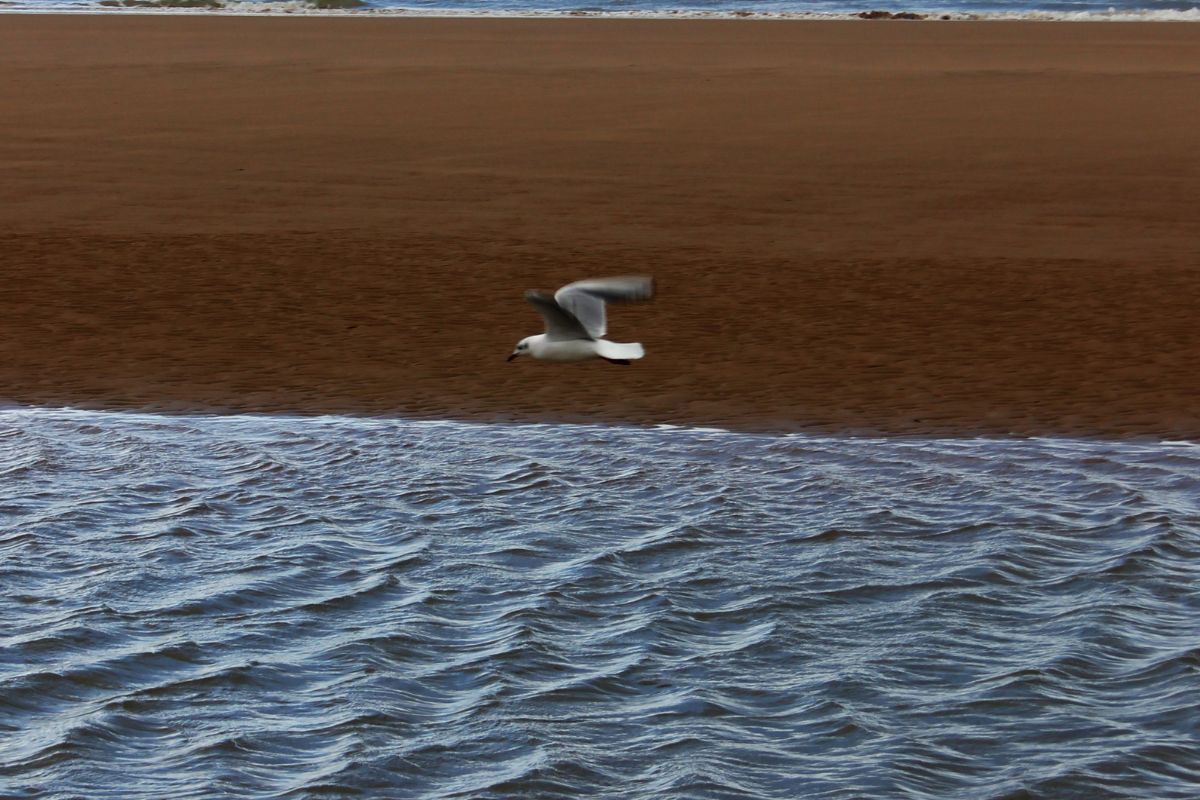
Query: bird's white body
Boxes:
[
  {"xmin": 521, "ymin": 334, "xmax": 645, "ymax": 363},
  {"xmin": 509, "ymin": 276, "xmax": 654, "ymax": 365}
]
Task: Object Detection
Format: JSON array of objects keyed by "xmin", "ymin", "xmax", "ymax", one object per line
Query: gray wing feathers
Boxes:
[
  {"xmin": 524, "ymin": 291, "xmax": 591, "ymax": 341},
  {"xmin": 553, "ymin": 276, "xmax": 655, "ymax": 338}
]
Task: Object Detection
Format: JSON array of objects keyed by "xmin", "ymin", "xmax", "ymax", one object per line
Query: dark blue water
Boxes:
[{"xmin": 2, "ymin": 409, "xmax": 1199, "ymax": 799}]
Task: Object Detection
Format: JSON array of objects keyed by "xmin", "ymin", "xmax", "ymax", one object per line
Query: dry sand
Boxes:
[{"xmin": 2, "ymin": 16, "xmax": 1198, "ymax": 437}]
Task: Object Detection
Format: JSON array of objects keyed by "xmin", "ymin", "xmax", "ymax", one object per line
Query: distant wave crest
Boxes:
[{"xmin": 4, "ymin": 0, "xmax": 1200, "ymax": 20}]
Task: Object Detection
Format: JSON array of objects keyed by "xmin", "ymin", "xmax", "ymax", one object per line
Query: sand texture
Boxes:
[{"xmin": 2, "ymin": 16, "xmax": 1199, "ymax": 437}]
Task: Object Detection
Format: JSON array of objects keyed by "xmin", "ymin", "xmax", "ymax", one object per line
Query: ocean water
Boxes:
[
  {"xmin": 2, "ymin": 408, "xmax": 1199, "ymax": 799},
  {"xmin": 4, "ymin": 0, "xmax": 1200, "ymax": 21}
]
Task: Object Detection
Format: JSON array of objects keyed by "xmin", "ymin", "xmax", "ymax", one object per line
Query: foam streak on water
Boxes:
[{"xmin": 1, "ymin": 409, "xmax": 1199, "ymax": 799}]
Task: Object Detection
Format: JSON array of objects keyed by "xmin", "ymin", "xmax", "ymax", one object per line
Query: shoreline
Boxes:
[
  {"xmin": 7, "ymin": 404, "xmax": 1200, "ymax": 445},
  {"xmin": 4, "ymin": 7, "xmax": 1200, "ymax": 21},
  {"xmin": 3, "ymin": 16, "xmax": 1199, "ymax": 440}
]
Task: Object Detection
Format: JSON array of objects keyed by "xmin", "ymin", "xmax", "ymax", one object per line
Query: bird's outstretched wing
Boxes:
[
  {"xmin": 553, "ymin": 276, "xmax": 655, "ymax": 339},
  {"xmin": 524, "ymin": 291, "xmax": 591, "ymax": 341}
]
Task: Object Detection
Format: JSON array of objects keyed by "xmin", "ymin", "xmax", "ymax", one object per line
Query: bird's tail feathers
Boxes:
[{"xmin": 595, "ymin": 340, "xmax": 645, "ymax": 361}]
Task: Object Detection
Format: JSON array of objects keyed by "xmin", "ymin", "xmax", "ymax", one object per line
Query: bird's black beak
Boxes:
[{"xmin": 506, "ymin": 352, "xmax": 519, "ymax": 362}]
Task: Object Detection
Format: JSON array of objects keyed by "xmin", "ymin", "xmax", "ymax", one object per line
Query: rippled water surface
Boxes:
[{"xmin": 2, "ymin": 409, "xmax": 1199, "ymax": 799}]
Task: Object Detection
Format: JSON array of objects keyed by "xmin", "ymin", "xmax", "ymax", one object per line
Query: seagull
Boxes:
[{"xmin": 508, "ymin": 276, "xmax": 655, "ymax": 365}]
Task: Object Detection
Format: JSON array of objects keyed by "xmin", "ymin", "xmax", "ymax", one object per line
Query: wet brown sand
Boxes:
[{"xmin": 2, "ymin": 16, "xmax": 1198, "ymax": 437}]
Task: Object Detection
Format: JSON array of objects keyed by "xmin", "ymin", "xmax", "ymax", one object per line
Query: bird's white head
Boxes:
[{"xmin": 507, "ymin": 336, "xmax": 535, "ymax": 362}]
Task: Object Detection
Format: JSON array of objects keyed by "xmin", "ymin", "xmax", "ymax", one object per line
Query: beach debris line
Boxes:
[
  {"xmin": 509, "ymin": 276, "xmax": 655, "ymax": 366},
  {"xmin": 856, "ymin": 9, "xmax": 928, "ymax": 18}
]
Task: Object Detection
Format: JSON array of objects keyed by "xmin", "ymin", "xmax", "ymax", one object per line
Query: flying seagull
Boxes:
[{"xmin": 508, "ymin": 276, "xmax": 655, "ymax": 365}]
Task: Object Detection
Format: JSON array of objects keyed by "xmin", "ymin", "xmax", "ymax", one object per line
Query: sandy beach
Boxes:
[{"xmin": 2, "ymin": 15, "xmax": 1198, "ymax": 437}]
